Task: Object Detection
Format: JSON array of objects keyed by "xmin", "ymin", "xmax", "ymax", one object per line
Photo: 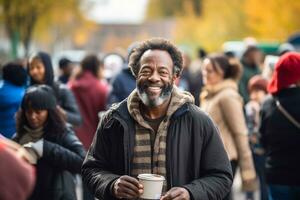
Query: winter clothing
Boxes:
[
  {"xmin": 0, "ymin": 81, "xmax": 25, "ymax": 138},
  {"xmin": 107, "ymin": 68, "xmax": 136, "ymax": 107},
  {"xmin": 260, "ymin": 87, "xmax": 300, "ymax": 185},
  {"xmin": 239, "ymin": 60, "xmax": 261, "ymax": 103},
  {"xmin": 201, "ymin": 79, "xmax": 256, "ymax": 191},
  {"xmin": 128, "ymin": 88, "xmax": 194, "ymax": 188},
  {"xmin": 29, "ymin": 52, "xmax": 82, "ymax": 126},
  {"xmin": 268, "ymin": 52, "xmax": 300, "ymax": 94},
  {"xmin": 82, "ymin": 89, "xmax": 233, "ymax": 200},
  {"xmin": 69, "ymin": 71, "xmax": 109, "ymax": 149},
  {"xmin": 14, "ymin": 127, "xmax": 86, "ymax": 200}
]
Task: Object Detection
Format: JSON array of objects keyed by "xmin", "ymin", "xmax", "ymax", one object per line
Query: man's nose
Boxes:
[{"xmin": 148, "ymin": 70, "xmax": 160, "ymax": 82}]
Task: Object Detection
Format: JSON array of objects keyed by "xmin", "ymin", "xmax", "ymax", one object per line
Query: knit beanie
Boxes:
[{"xmin": 268, "ymin": 52, "xmax": 300, "ymax": 94}]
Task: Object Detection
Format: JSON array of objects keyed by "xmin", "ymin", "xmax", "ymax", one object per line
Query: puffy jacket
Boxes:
[
  {"xmin": 55, "ymin": 82, "xmax": 82, "ymax": 126},
  {"xmin": 14, "ymin": 127, "xmax": 86, "ymax": 200},
  {"xmin": 82, "ymin": 100, "xmax": 233, "ymax": 200},
  {"xmin": 0, "ymin": 81, "xmax": 25, "ymax": 138}
]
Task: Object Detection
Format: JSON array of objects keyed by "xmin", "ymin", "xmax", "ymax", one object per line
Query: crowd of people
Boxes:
[{"xmin": 0, "ymin": 37, "xmax": 299, "ymax": 200}]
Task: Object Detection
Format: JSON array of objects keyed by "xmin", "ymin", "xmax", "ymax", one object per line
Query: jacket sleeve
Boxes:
[
  {"xmin": 81, "ymin": 113, "xmax": 120, "ymax": 200},
  {"xmin": 42, "ymin": 130, "xmax": 85, "ymax": 174},
  {"xmin": 59, "ymin": 85, "xmax": 82, "ymax": 126},
  {"xmin": 219, "ymin": 93, "xmax": 256, "ymax": 186},
  {"xmin": 183, "ymin": 113, "xmax": 233, "ymax": 200}
]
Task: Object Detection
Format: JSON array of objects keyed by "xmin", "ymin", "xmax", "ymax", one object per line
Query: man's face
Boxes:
[{"xmin": 137, "ymin": 49, "xmax": 176, "ymax": 107}]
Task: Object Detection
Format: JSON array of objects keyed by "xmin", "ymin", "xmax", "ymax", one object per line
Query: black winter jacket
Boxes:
[
  {"xmin": 55, "ymin": 82, "xmax": 82, "ymax": 126},
  {"xmin": 82, "ymin": 100, "xmax": 233, "ymax": 200},
  {"xmin": 260, "ymin": 87, "xmax": 300, "ymax": 185},
  {"xmin": 15, "ymin": 127, "xmax": 86, "ymax": 200}
]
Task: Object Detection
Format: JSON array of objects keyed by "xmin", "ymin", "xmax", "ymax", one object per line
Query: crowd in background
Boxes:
[{"xmin": 0, "ymin": 38, "xmax": 299, "ymax": 200}]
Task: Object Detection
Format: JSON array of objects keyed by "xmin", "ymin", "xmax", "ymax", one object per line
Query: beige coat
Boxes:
[{"xmin": 200, "ymin": 79, "xmax": 256, "ymax": 191}]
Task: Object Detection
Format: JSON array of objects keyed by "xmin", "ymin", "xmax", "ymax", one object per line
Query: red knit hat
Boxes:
[{"xmin": 268, "ymin": 52, "xmax": 300, "ymax": 94}]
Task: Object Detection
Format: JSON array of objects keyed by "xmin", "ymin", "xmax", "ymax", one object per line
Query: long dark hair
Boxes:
[{"xmin": 15, "ymin": 85, "xmax": 66, "ymax": 139}]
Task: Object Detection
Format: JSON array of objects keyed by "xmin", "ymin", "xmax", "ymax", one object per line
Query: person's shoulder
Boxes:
[
  {"xmin": 186, "ymin": 103, "xmax": 212, "ymax": 121},
  {"xmin": 102, "ymin": 99, "xmax": 129, "ymax": 121}
]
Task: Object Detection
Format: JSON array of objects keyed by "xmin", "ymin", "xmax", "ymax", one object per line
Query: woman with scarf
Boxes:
[
  {"xmin": 200, "ymin": 54, "xmax": 257, "ymax": 200},
  {"xmin": 14, "ymin": 85, "xmax": 85, "ymax": 200}
]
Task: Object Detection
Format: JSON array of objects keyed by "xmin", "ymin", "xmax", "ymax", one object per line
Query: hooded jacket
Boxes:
[
  {"xmin": 29, "ymin": 52, "xmax": 82, "ymax": 126},
  {"xmin": 82, "ymin": 89, "xmax": 233, "ymax": 200}
]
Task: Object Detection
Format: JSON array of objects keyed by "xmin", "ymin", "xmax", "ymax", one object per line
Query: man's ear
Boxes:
[{"xmin": 172, "ymin": 73, "xmax": 179, "ymax": 81}]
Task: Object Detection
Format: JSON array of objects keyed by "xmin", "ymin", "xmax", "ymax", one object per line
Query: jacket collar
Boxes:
[
  {"xmin": 112, "ymin": 92, "xmax": 192, "ymax": 121},
  {"xmin": 201, "ymin": 79, "xmax": 238, "ymax": 99}
]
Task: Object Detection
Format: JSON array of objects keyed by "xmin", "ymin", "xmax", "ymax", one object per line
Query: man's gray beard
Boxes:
[{"xmin": 137, "ymin": 85, "xmax": 173, "ymax": 108}]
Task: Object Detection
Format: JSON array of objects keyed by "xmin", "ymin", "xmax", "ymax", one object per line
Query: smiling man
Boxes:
[{"xmin": 82, "ymin": 38, "xmax": 233, "ymax": 200}]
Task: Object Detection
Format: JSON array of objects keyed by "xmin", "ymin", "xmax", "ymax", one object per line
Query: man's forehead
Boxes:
[{"xmin": 140, "ymin": 49, "xmax": 172, "ymax": 61}]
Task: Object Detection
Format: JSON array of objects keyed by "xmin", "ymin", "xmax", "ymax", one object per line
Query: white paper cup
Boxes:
[{"xmin": 138, "ymin": 174, "xmax": 165, "ymax": 199}]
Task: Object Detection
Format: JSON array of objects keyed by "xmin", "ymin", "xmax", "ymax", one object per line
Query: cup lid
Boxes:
[{"xmin": 138, "ymin": 174, "xmax": 165, "ymax": 181}]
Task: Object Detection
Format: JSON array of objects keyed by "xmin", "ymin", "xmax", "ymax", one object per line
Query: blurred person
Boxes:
[
  {"xmin": 68, "ymin": 54, "xmax": 109, "ymax": 150},
  {"xmin": 0, "ymin": 137, "xmax": 36, "ymax": 200},
  {"xmin": 58, "ymin": 57, "xmax": 74, "ymax": 84},
  {"xmin": 103, "ymin": 53, "xmax": 125, "ymax": 82},
  {"xmin": 82, "ymin": 38, "xmax": 233, "ymax": 200},
  {"xmin": 176, "ymin": 51, "xmax": 191, "ymax": 91},
  {"xmin": 188, "ymin": 47, "xmax": 206, "ymax": 106},
  {"xmin": 262, "ymin": 55, "xmax": 279, "ymax": 81},
  {"xmin": 107, "ymin": 42, "xmax": 139, "ymax": 107},
  {"xmin": 260, "ymin": 52, "xmax": 300, "ymax": 200},
  {"xmin": 239, "ymin": 46, "xmax": 263, "ymax": 103},
  {"xmin": 200, "ymin": 54, "xmax": 257, "ymax": 200},
  {"xmin": 244, "ymin": 75, "xmax": 270, "ymax": 200},
  {"xmin": 13, "ymin": 85, "xmax": 85, "ymax": 200},
  {"xmin": 28, "ymin": 51, "xmax": 82, "ymax": 126},
  {"xmin": 278, "ymin": 43, "xmax": 295, "ymax": 56},
  {"xmin": 0, "ymin": 62, "xmax": 27, "ymax": 138}
]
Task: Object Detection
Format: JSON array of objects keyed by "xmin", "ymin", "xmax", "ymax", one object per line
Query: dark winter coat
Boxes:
[
  {"xmin": 260, "ymin": 87, "xmax": 300, "ymax": 185},
  {"xmin": 15, "ymin": 127, "xmax": 86, "ymax": 200},
  {"xmin": 82, "ymin": 100, "xmax": 233, "ymax": 200}
]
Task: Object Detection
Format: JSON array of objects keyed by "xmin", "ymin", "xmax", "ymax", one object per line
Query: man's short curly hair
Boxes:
[{"xmin": 128, "ymin": 38, "xmax": 183, "ymax": 78}]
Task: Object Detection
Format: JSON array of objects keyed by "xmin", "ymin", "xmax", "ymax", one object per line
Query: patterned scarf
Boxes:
[{"xmin": 127, "ymin": 86, "xmax": 194, "ymax": 189}]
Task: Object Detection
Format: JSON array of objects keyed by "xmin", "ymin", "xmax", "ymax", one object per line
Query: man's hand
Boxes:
[
  {"xmin": 160, "ymin": 187, "xmax": 190, "ymax": 200},
  {"xmin": 113, "ymin": 175, "xmax": 143, "ymax": 199}
]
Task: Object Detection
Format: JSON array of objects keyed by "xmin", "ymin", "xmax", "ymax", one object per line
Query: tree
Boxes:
[
  {"xmin": 244, "ymin": 0, "xmax": 300, "ymax": 41},
  {"xmin": 0, "ymin": 0, "xmax": 92, "ymax": 58},
  {"xmin": 147, "ymin": 0, "xmax": 202, "ymax": 18}
]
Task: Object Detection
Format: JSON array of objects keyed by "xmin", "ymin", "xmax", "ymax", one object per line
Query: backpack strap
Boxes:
[{"xmin": 276, "ymin": 100, "xmax": 300, "ymax": 129}]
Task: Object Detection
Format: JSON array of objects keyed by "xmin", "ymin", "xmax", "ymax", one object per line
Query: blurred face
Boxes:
[
  {"xmin": 202, "ymin": 59, "xmax": 224, "ymax": 86},
  {"xmin": 250, "ymin": 89, "xmax": 267, "ymax": 103},
  {"xmin": 61, "ymin": 64, "xmax": 73, "ymax": 76},
  {"xmin": 29, "ymin": 58, "xmax": 46, "ymax": 84},
  {"xmin": 25, "ymin": 108, "xmax": 48, "ymax": 129},
  {"xmin": 137, "ymin": 49, "xmax": 176, "ymax": 107}
]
